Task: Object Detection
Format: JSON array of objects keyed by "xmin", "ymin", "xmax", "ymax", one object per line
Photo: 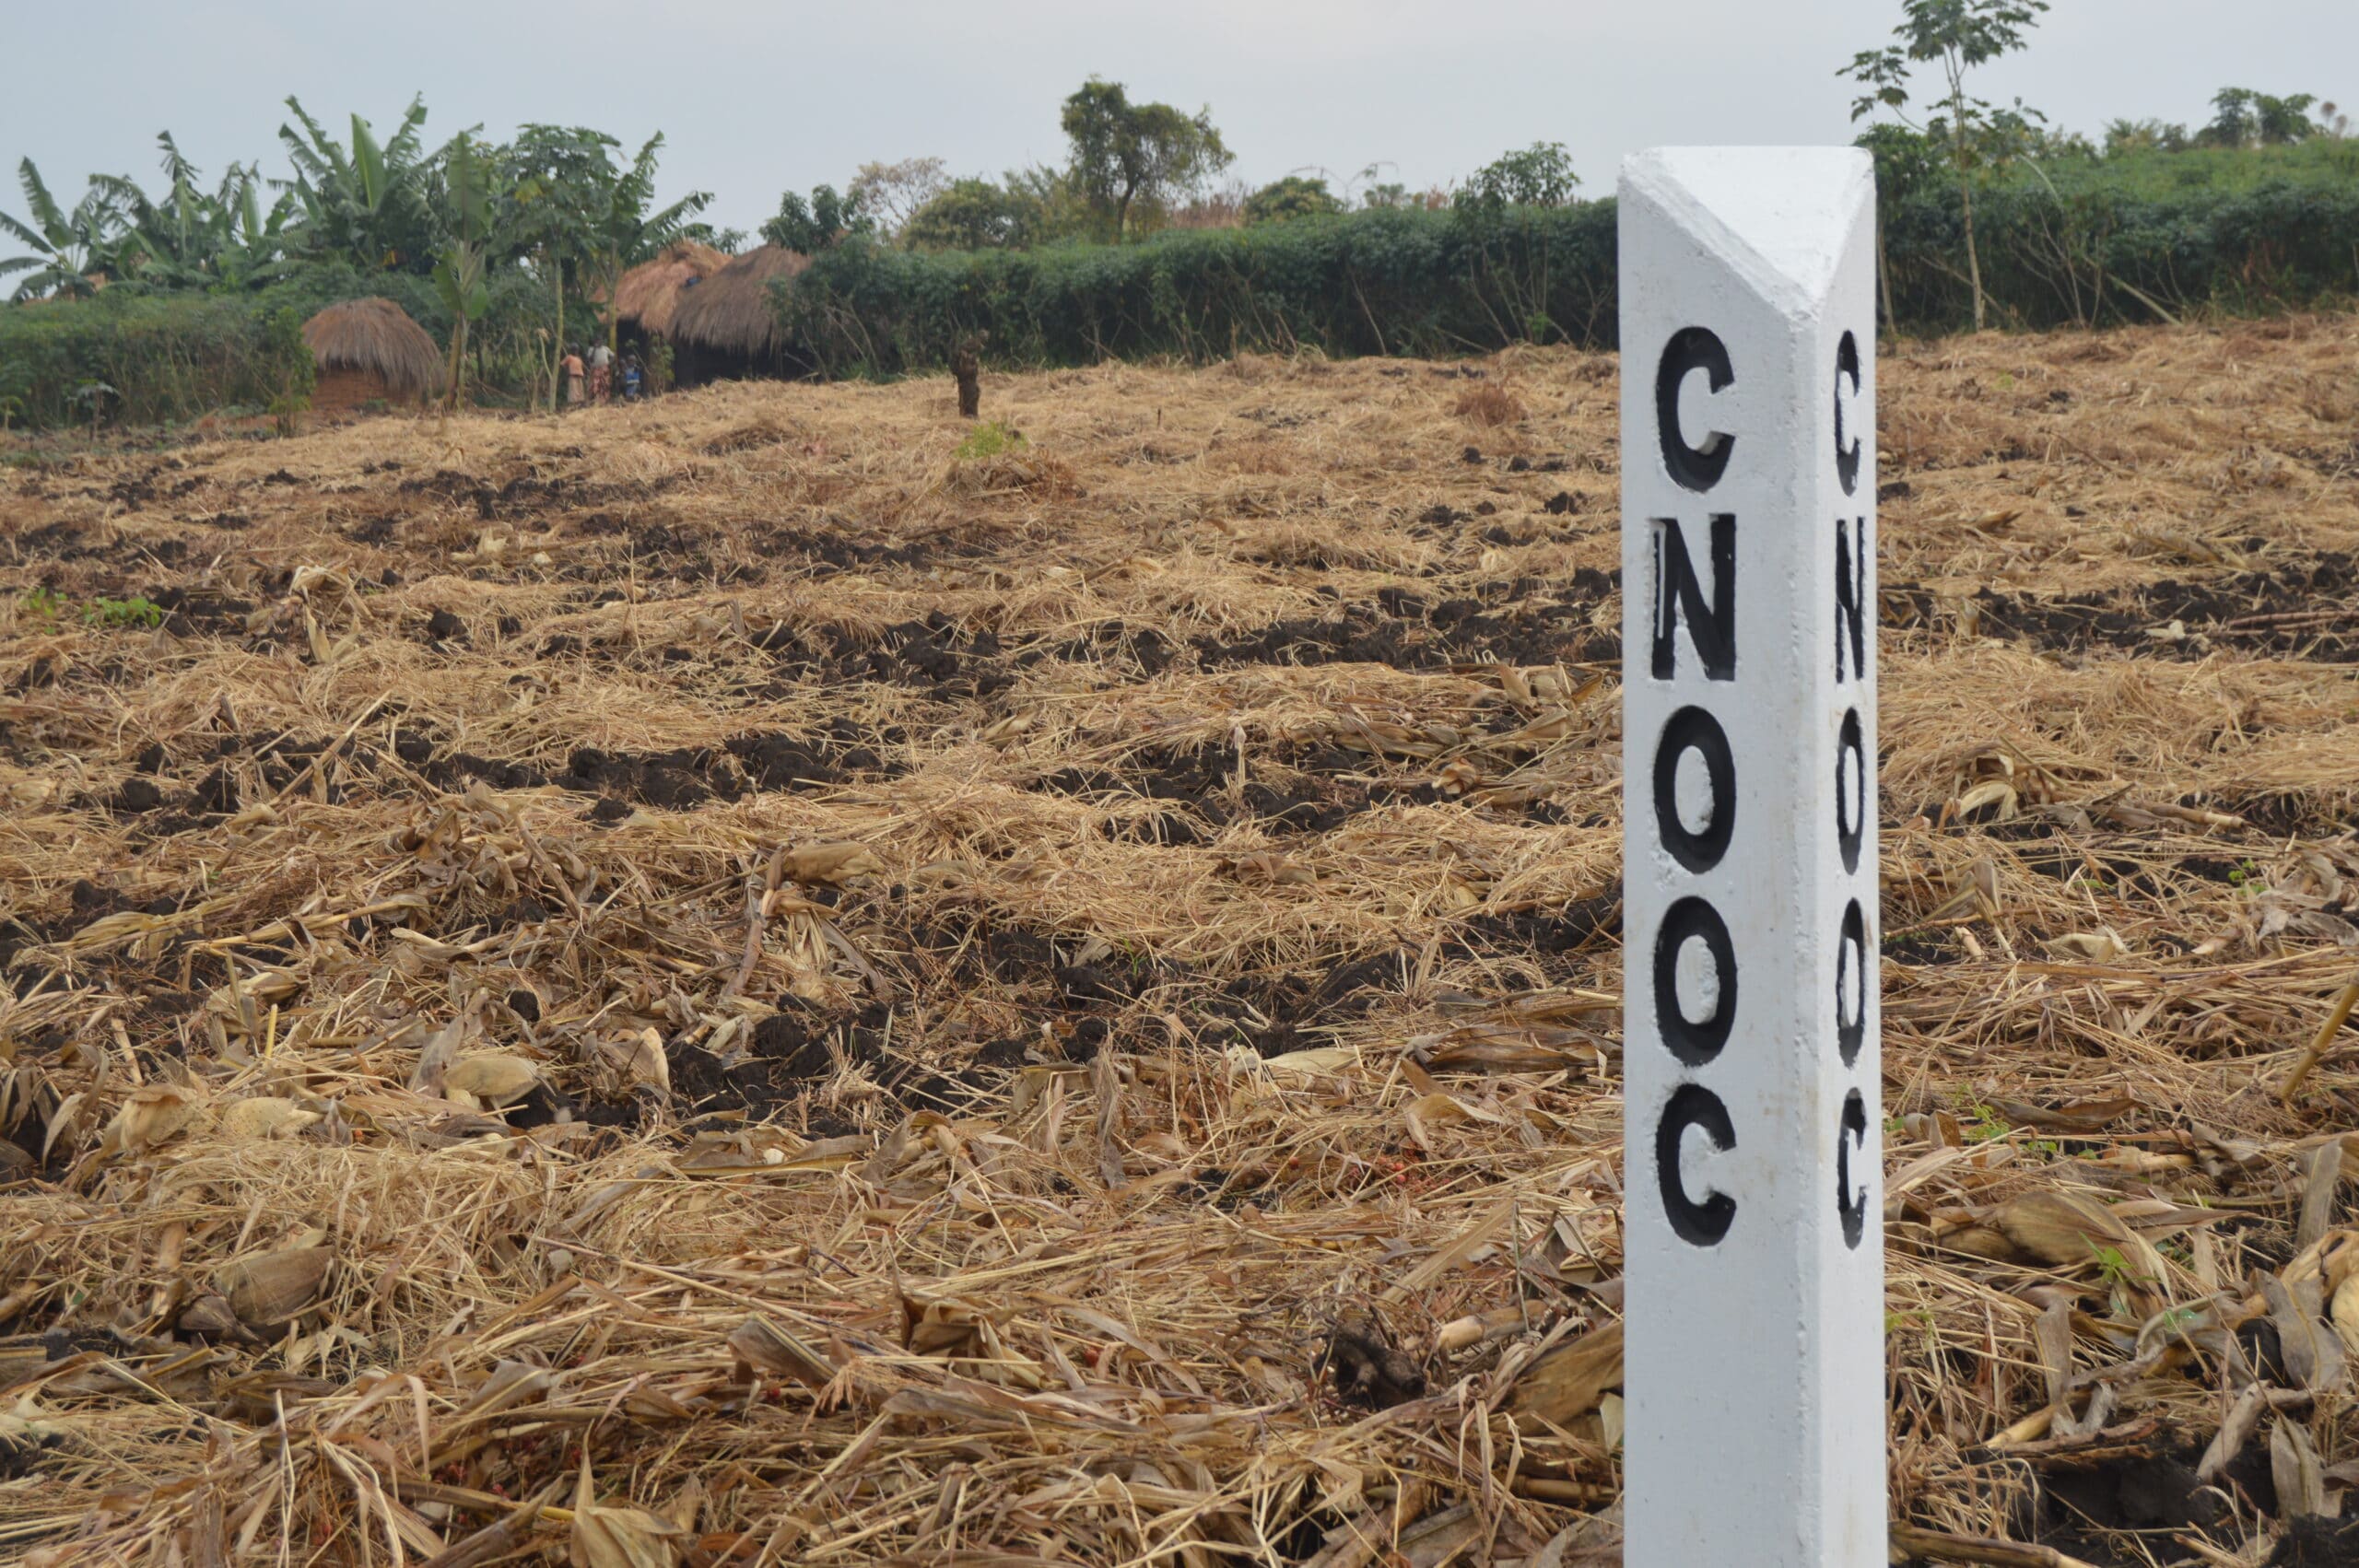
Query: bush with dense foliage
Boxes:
[
  {"xmin": 771, "ymin": 201, "xmax": 1620, "ymax": 377},
  {"xmin": 1242, "ymin": 176, "xmax": 1343, "ymax": 226},
  {"xmin": 771, "ymin": 136, "xmax": 2359, "ymax": 378},
  {"xmin": 1878, "ymin": 136, "xmax": 2359, "ymax": 330}
]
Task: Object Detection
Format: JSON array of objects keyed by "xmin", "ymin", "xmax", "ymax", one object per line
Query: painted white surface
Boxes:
[{"xmin": 1618, "ymin": 146, "xmax": 1884, "ymax": 1567}]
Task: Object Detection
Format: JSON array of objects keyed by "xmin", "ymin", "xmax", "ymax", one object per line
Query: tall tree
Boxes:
[
  {"xmin": 0, "ymin": 159, "xmax": 120, "ymax": 299},
  {"xmin": 1059, "ymin": 79, "xmax": 1232, "ymax": 240},
  {"xmin": 1842, "ymin": 0, "xmax": 2049, "ymax": 331}
]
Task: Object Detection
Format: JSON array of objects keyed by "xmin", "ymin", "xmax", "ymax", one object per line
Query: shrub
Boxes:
[
  {"xmin": 1244, "ymin": 177, "xmax": 1343, "ymax": 226},
  {"xmin": 954, "ymin": 420, "xmax": 1026, "ymax": 459}
]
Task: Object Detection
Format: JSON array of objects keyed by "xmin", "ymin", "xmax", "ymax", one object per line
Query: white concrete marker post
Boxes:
[{"xmin": 1617, "ymin": 147, "xmax": 1884, "ymax": 1567}]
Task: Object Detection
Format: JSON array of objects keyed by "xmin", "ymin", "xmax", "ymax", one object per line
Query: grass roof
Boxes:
[
  {"xmin": 665, "ymin": 244, "xmax": 807, "ymax": 360},
  {"xmin": 299, "ymin": 298, "xmax": 442, "ymax": 403}
]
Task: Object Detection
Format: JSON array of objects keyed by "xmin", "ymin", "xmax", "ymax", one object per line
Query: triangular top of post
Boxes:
[{"xmin": 1621, "ymin": 147, "xmax": 1873, "ymax": 322}]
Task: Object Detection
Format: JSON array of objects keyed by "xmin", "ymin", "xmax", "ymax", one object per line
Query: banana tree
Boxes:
[
  {"xmin": 276, "ymin": 95, "xmax": 440, "ymax": 271},
  {"xmin": 94, "ymin": 135, "xmax": 294, "ymax": 290},
  {"xmin": 0, "ymin": 158, "xmax": 122, "ymax": 299},
  {"xmin": 432, "ymin": 134, "xmax": 496, "ymax": 412}
]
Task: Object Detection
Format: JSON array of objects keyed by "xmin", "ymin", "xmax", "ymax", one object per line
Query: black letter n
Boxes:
[
  {"xmin": 1652, "ymin": 514, "xmax": 1735, "ymax": 681},
  {"xmin": 1836, "ymin": 516, "xmax": 1867, "ymax": 685}
]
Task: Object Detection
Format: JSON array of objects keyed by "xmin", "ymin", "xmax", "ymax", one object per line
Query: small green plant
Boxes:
[
  {"xmin": 18, "ymin": 589, "xmax": 165, "ymax": 628},
  {"xmin": 82, "ymin": 595, "xmax": 165, "ymax": 628},
  {"xmin": 1961, "ymin": 1102, "xmax": 2010, "ymax": 1142},
  {"xmin": 956, "ymin": 421, "xmax": 1027, "ymax": 460},
  {"xmin": 259, "ymin": 307, "xmax": 314, "ymax": 438}
]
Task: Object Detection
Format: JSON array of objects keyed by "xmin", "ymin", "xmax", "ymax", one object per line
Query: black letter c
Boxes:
[
  {"xmin": 1835, "ymin": 331, "xmax": 1863, "ymax": 497},
  {"xmin": 1657, "ymin": 327, "xmax": 1736, "ymax": 492},
  {"xmin": 1658, "ymin": 1083, "xmax": 1738, "ymax": 1246},
  {"xmin": 1837, "ymin": 1089, "xmax": 1870, "ymax": 1249}
]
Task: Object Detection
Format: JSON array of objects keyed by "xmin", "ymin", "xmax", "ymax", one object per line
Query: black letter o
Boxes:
[
  {"xmin": 1654, "ymin": 706, "xmax": 1736, "ymax": 873},
  {"xmin": 1836, "ymin": 708, "xmax": 1866, "ymax": 875},
  {"xmin": 1655, "ymin": 896, "xmax": 1737, "ymax": 1067},
  {"xmin": 1837, "ymin": 899, "xmax": 1867, "ymax": 1069}
]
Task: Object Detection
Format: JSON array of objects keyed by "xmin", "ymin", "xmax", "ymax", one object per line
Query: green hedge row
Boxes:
[
  {"xmin": 0, "ymin": 266, "xmax": 559, "ymax": 430},
  {"xmin": 1881, "ymin": 163, "xmax": 2359, "ymax": 331},
  {"xmin": 773, "ymin": 204, "xmax": 1621, "ymax": 376},
  {"xmin": 776, "ymin": 146, "xmax": 2359, "ymax": 375}
]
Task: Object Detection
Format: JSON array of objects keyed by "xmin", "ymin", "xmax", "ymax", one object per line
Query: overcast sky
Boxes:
[{"xmin": 5, "ymin": 1, "xmax": 2353, "ymax": 240}]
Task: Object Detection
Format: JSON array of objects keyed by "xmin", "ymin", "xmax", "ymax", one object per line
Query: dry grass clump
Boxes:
[
  {"xmin": 1453, "ymin": 381, "xmax": 1526, "ymax": 427},
  {"xmin": 1, "ymin": 315, "xmax": 2358, "ymax": 1564}
]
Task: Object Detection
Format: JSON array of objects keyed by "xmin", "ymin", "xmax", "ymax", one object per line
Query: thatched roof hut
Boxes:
[
  {"xmin": 301, "ymin": 298, "xmax": 442, "ymax": 413},
  {"xmin": 609, "ymin": 240, "xmax": 728, "ymax": 341},
  {"xmin": 666, "ymin": 245, "xmax": 810, "ymax": 383}
]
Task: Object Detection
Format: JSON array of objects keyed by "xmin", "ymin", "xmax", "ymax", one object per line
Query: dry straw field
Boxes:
[{"xmin": 4, "ymin": 316, "xmax": 2359, "ymax": 1567}]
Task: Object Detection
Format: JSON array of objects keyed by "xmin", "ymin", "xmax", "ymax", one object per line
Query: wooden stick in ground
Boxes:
[
  {"xmin": 2278, "ymin": 965, "xmax": 2359, "ymax": 1102},
  {"xmin": 1889, "ymin": 1524, "xmax": 2104, "ymax": 1568}
]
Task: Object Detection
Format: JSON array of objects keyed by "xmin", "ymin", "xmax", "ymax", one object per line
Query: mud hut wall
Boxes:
[{"xmin": 312, "ymin": 366, "xmax": 396, "ymax": 415}]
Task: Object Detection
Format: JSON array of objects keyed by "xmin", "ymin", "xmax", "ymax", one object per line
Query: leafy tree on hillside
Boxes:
[
  {"xmin": 277, "ymin": 95, "xmax": 443, "ymax": 272},
  {"xmin": 903, "ymin": 179, "xmax": 1042, "ymax": 251},
  {"xmin": 763, "ymin": 185, "xmax": 872, "ymax": 252},
  {"xmin": 1059, "ymin": 78, "xmax": 1233, "ymax": 240},
  {"xmin": 2104, "ymin": 119, "xmax": 2191, "ymax": 156},
  {"xmin": 0, "ymin": 159, "xmax": 122, "ymax": 299},
  {"xmin": 1462, "ymin": 142, "xmax": 1581, "ymax": 210},
  {"xmin": 848, "ymin": 158, "xmax": 949, "ymax": 236},
  {"xmin": 1842, "ymin": 0, "xmax": 2051, "ymax": 331},
  {"xmin": 1243, "ymin": 176, "xmax": 1342, "ymax": 225},
  {"xmin": 2200, "ymin": 88, "xmax": 2323, "ymax": 148}
]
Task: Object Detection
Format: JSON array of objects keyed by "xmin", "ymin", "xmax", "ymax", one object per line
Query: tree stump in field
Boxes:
[{"xmin": 952, "ymin": 337, "xmax": 982, "ymax": 419}]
